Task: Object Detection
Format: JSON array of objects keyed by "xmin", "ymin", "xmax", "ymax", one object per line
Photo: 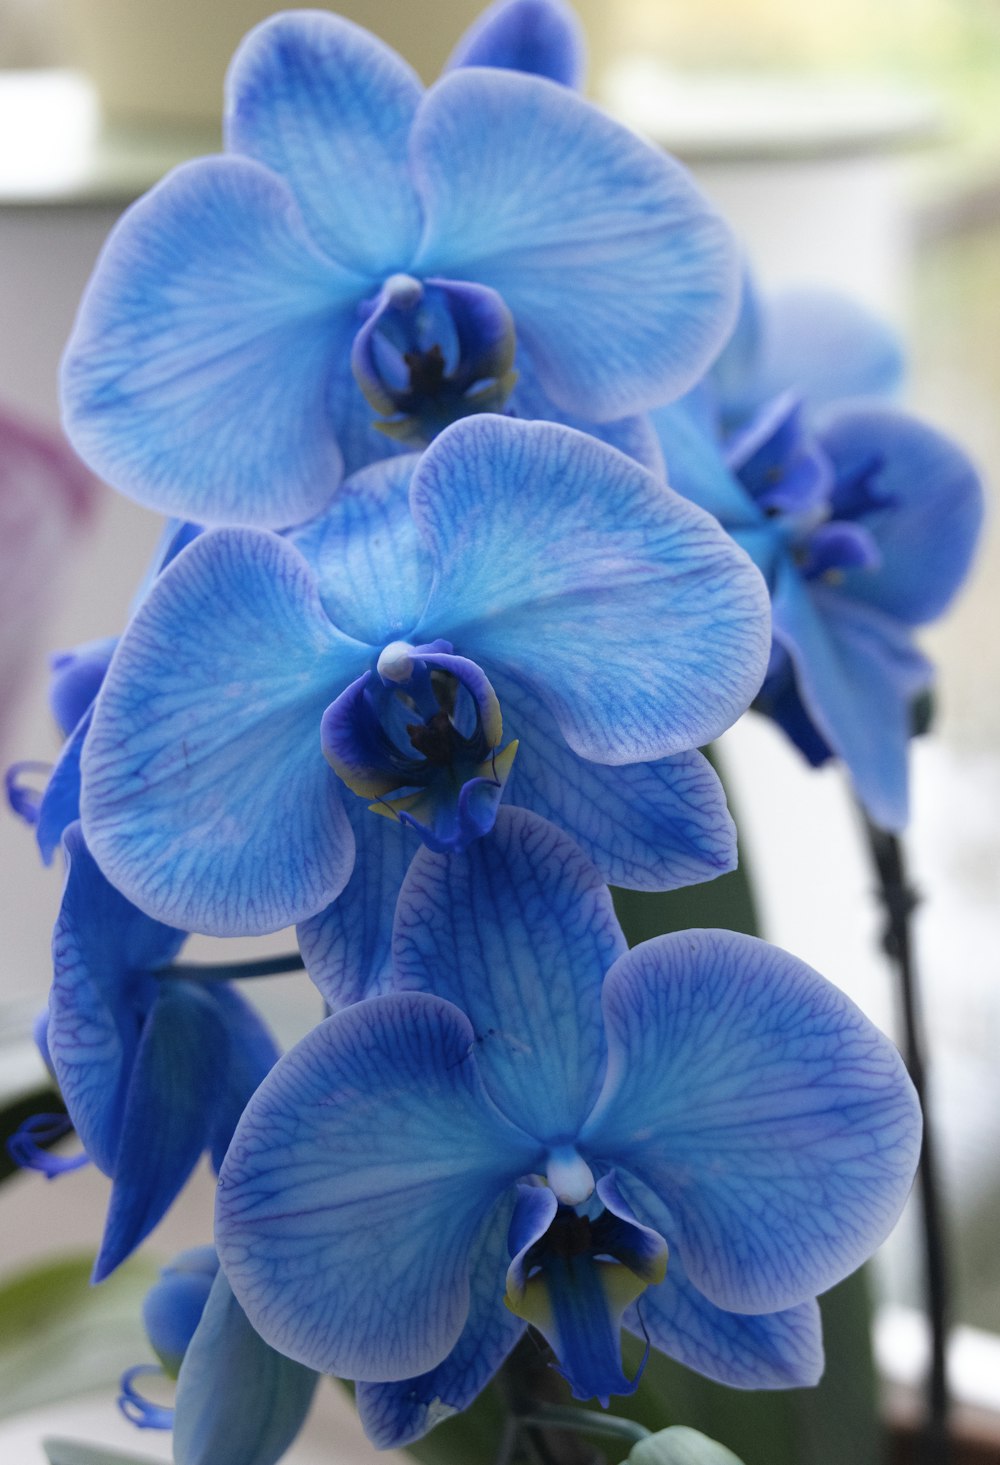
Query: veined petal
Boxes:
[
  {"xmin": 411, "ymin": 69, "xmax": 739, "ymax": 417},
  {"xmin": 445, "ymin": 0, "xmax": 586, "ymax": 88},
  {"xmin": 95, "ymin": 979, "xmax": 226, "ymax": 1281},
  {"xmin": 818, "ymin": 406, "xmax": 983, "ymax": 626},
  {"xmin": 174, "ymin": 1268, "xmax": 318, "ymax": 1465},
  {"xmin": 411, "ymin": 416, "xmax": 770, "ymax": 763},
  {"xmin": 81, "ymin": 530, "xmax": 365, "ymax": 936},
  {"xmin": 61, "ymin": 157, "xmax": 355, "ymax": 528},
  {"xmin": 297, "ymin": 797, "xmax": 414, "ymax": 1010},
  {"xmin": 35, "ymin": 705, "xmax": 90, "ymax": 864},
  {"xmin": 619, "ymin": 1177, "xmax": 824, "ymax": 1389},
  {"xmin": 582, "ymin": 929, "xmax": 921, "ymax": 1314},
  {"xmin": 356, "ymin": 1192, "xmax": 523, "ymax": 1449},
  {"xmin": 393, "ymin": 807, "xmax": 621, "ymax": 1142},
  {"xmin": 497, "ymin": 673, "xmax": 737, "ymax": 890},
  {"xmin": 653, "ymin": 400, "xmax": 763, "ymax": 531},
  {"xmin": 226, "ymin": 11, "xmax": 422, "ymax": 277},
  {"xmin": 216, "ymin": 992, "xmax": 542, "ymax": 1380},
  {"xmin": 773, "ymin": 565, "xmax": 933, "ymax": 832},
  {"xmin": 288, "ymin": 453, "xmax": 431, "ymax": 645},
  {"xmin": 204, "ymin": 985, "xmax": 281, "ymax": 1173},
  {"xmin": 49, "ymin": 823, "xmax": 185, "ymax": 1176}
]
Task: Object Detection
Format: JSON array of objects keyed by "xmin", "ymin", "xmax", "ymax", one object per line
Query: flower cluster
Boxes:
[{"xmin": 7, "ymin": 2, "xmax": 981, "ymax": 1463}]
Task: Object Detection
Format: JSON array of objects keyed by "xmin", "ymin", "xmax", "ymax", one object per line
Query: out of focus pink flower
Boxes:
[{"xmin": 0, "ymin": 404, "xmax": 97, "ymax": 753}]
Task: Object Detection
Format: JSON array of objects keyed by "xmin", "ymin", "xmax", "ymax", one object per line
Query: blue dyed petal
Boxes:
[
  {"xmin": 393, "ymin": 806, "xmax": 621, "ymax": 1142},
  {"xmin": 357, "ymin": 1192, "xmax": 523, "ymax": 1449},
  {"xmin": 818, "ymin": 406, "xmax": 983, "ymax": 626},
  {"xmin": 582, "ymin": 928, "xmax": 921, "ymax": 1314},
  {"xmin": 226, "ymin": 11, "xmax": 422, "ymax": 277},
  {"xmin": 652, "ymin": 400, "xmax": 762, "ymax": 530},
  {"xmin": 288, "ymin": 453, "xmax": 431, "ymax": 644},
  {"xmin": 49, "ymin": 824, "xmax": 185, "ymax": 1176},
  {"xmin": 81, "ymin": 530, "xmax": 365, "ymax": 935},
  {"xmin": 62, "ymin": 157, "xmax": 354, "ymax": 528},
  {"xmin": 216, "ymin": 993, "xmax": 542, "ymax": 1379},
  {"xmin": 35, "ymin": 705, "xmax": 91, "ymax": 864},
  {"xmin": 496, "ymin": 673, "xmax": 736, "ymax": 891},
  {"xmin": 95, "ymin": 979, "xmax": 227, "ymax": 1280},
  {"xmin": 411, "ymin": 69, "xmax": 739, "ymax": 417},
  {"xmin": 297, "ymin": 793, "xmax": 413, "ymax": 1010},
  {"xmin": 446, "ymin": 0, "xmax": 586, "ymax": 88},
  {"xmin": 204, "ymin": 985, "xmax": 281, "ymax": 1173},
  {"xmin": 411, "ymin": 416, "xmax": 770, "ymax": 762},
  {"xmin": 143, "ymin": 1247, "xmax": 220, "ymax": 1375},
  {"xmin": 738, "ymin": 289, "xmax": 905, "ymax": 419},
  {"xmin": 49, "ymin": 636, "xmax": 116, "ymax": 737},
  {"xmin": 772, "ymin": 563, "xmax": 933, "ymax": 831},
  {"xmin": 619, "ymin": 1177, "xmax": 824, "ymax": 1389},
  {"xmin": 174, "ymin": 1267, "xmax": 318, "ymax": 1465}
]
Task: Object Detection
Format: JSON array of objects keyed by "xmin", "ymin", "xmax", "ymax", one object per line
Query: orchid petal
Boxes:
[
  {"xmin": 204, "ymin": 986, "xmax": 281, "ymax": 1172},
  {"xmin": 393, "ymin": 807, "xmax": 620, "ymax": 1141},
  {"xmin": 653, "ymin": 400, "xmax": 763, "ymax": 531},
  {"xmin": 412, "ymin": 416, "xmax": 770, "ymax": 763},
  {"xmin": 818, "ymin": 406, "xmax": 983, "ymax": 626},
  {"xmin": 48, "ymin": 823, "xmax": 184, "ymax": 1176},
  {"xmin": 772, "ymin": 564, "xmax": 933, "ymax": 831},
  {"xmin": 583, "ymin": 929, "xmax": 921, "ymax": 1314},
  {"xmin": 497, "ymin": 673, "xmax": 737, "ymax": 890},
  {"xmin": 412, "ymin": 69, "xmax": 739, "ymax": 417},
  {"xmin": 297, "ymin": 797, "xmax": 414, "ymax": 1010},
  {"xmin": 446, "ymin": 0, "xmax": 586, "ymax": 88},
  {"xmin": 174, "ymin": 1268, "xmax": 318, "ymax": 1465},
  {"xmin": 62, "ymin": 157, "xmax": 355, "ymax": 528},
  {"xmin": 95, "ymin": 979, "xmax": 226, "ymax": 1280},
  {"xmin": 226, "ymin": 11, "xmax": 422, "ymax": 277},
  {"xmin": 357, "ymin": 1193, "xmax": 523, "ymax": 1449},
  {"xmin": 81, "ymin": 530, "xmax": 364, "ymax": 935},
  {"xmin": 216, "ymin": 993, "xmax": 541, "ymax": 1379},
  {"xmin": 35, "ymin": 705, "xmax": 91, "ymax": 864}
]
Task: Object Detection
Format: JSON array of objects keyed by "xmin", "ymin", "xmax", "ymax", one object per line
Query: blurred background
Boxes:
[{"xmin": 0, "ymin": 1, "xmax": 998, "ymax": 1461}]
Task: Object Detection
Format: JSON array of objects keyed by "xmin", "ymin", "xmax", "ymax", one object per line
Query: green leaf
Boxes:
[
  {"xmin": 630, "ymin": 1427, "xmax": 746, "ymax": 1465},
  {"xmin": 0, "ymin": 1253, "xmax": 158, "ymax": 1420},
  {"xmin": 44, "ymin": 1437, "xmax": 162, "ymax": 1465}
]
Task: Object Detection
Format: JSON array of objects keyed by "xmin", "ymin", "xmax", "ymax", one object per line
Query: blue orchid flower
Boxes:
[
  {"xmin": 60, "ymin": 6, "xmax": 739, "ymax": 529},
  {"xmin": 119, "ymin": 1246, "xmax": 317, "ymax": 1465},
  {"xmin": 79, "ymin": 417, "xmax": 769, "ymax": 999},
  {"xmin": 48, "ymin": 822, "xmax": 280, "ymax": 1280},
  {"xmin": 654, "ymin": 388, "xmax": 982, "ymax": 830},
  {"xmin": 214, "ymin": 806, "xmax": 921, "ymax": 1446}
]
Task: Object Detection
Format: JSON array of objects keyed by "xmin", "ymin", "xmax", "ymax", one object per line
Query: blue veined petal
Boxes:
[
  {"xmin": 49, "ymin": 636, "xmax": 116, "ymax": 737},
  {"xmin": 95, "ymin": 979, "xmax": 228, "ymax": 1281},
  {"xmin": 710, "ymin": 263, "xmax": 764, "ymax": 424},
  {"xmin": 35, "ymin": 705, "xmax": 91, "ymax": 864},
  {"xmin": 48, "ymin": 823, "xmax": 185, "ymax": 1177},
  {"xmin": 216, "ymin": 992, "xmax": 542, "ymax": 1379},
  {"xmin": 581, "ymin": 928, "xmax": 921, "ymax": 1315},
  {"xmin": 742, "ymin": 289, "xmax": 905, "ymax": 419},
  {"xmin": 410, "ymin": 416, "xmax": 771, "ymax": 763},
  {"xmin": 818, "ymin": 406, "xmax": 983, "ymax": 626},
  {"xmin": 652, "ymin": 399, "xmax": 763, "ymax": 531},
  {"xmin": 412, "ymin": 69, "xmax": 738, "ymax": 418},
  {"xmin": 61, "ymin": 157, "xmax": 355, "ymax": 529},
  {"xmin": 508, "ymin": 344, "xmax": 664, "ymax": 475},
  {"xmin": 174, "ymin": 1267, "xmax": 318, "ymax": 1465},
  {"xmin": 618, "ymin": 1176, "xmax": 824, "ymax": 1389},
  {"xmin": 393, "ymin": 807, "xmax": 620, "ymax": 1143},
  {"xmin": 297, "ymin": 794, "xmax": 414, "ymax": 1011},
  {"xmin": 495, "ymin": 672, "xmax": 736, "ymax": 890},
  {"xmin": 288, "ymin": 452, "xmax": 431, "ymax": 645},
  {"xmin": 143, "ymin": 1247, "xmax": 220, "ymax": 1375},
  {"xmin": 445, "ymin": 0, "xmax": 586, "ymax": 87},
  {"xmin": 204, "ymin": 986, "xmax": 281, "ymax": 1173},
  {"xmin": 357, "ymin": 1192, "xmax": 524, "ymax": 1449},
  {"xmin": 226, "ymin": 11, "xmax": 422, "ymax": 278},
  {"xmin": 81, "ymin": 530, "xmax": 366, "ymax": 936},
  {"xmin": 772, "ymin": 564, "xmax": 933, "ymax": 832}
]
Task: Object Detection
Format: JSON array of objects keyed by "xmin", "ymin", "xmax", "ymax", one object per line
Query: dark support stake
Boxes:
[{"xmin": 862, "ymin": 814, "xmax": 950, "ymax": 1465}]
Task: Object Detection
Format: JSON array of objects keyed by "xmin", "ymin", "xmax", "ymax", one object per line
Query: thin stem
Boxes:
[
  {"xmin": 162, "ymin": 952, "xmax": 305, "ymax": 981},
  {"xmin": 518, "ymin": 1406, "xmax": 651, "ymax": 1445},
  {"xmin": 861, "ymin": 813, "xmax": 950, "ymax": 1465}
]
